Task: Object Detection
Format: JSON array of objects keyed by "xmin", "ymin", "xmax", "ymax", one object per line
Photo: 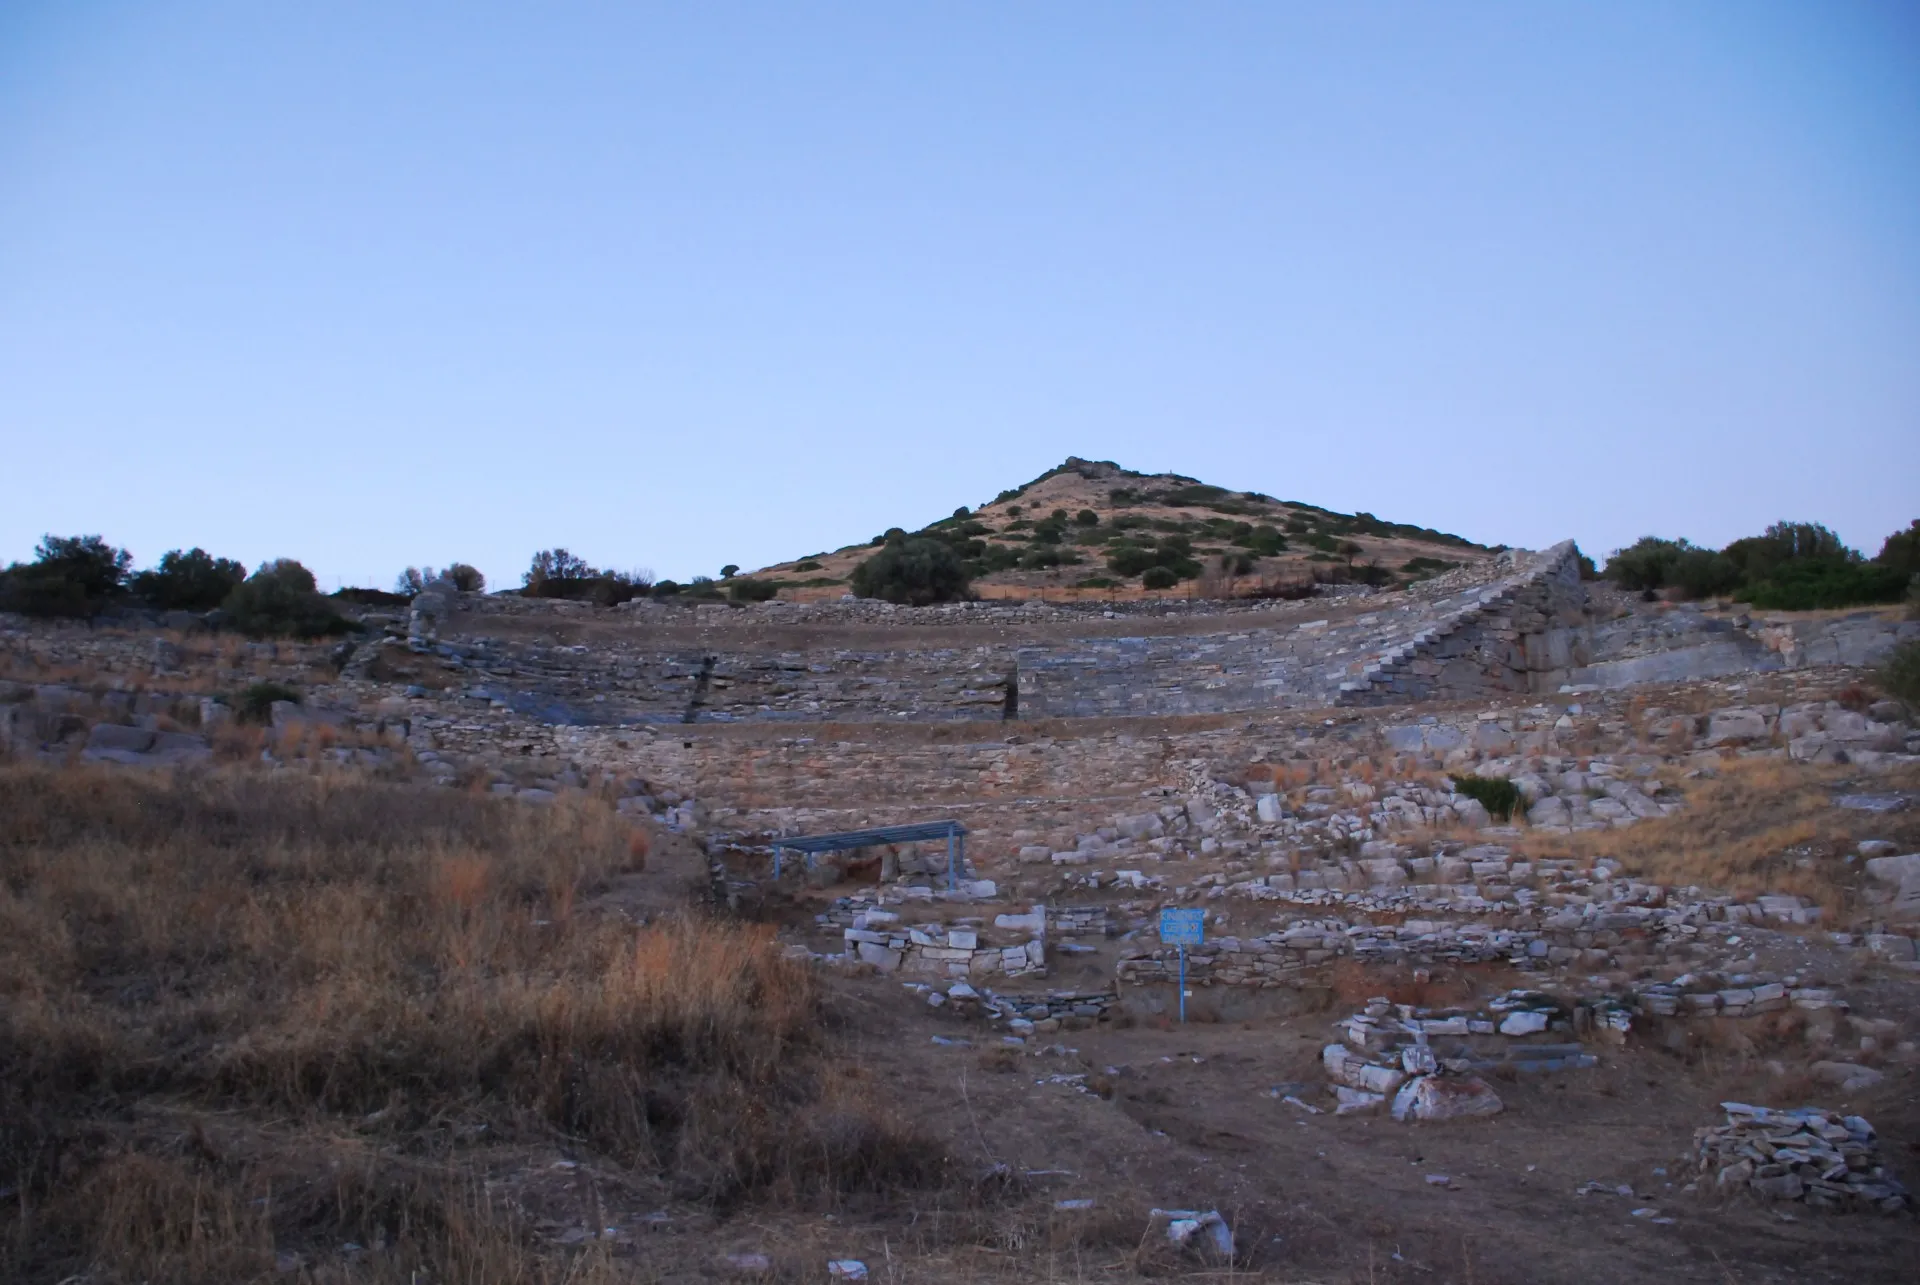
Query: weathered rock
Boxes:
[{"xmin": 1390, "ymin": 1074, "xmax": 1504, "ymax": 1122}]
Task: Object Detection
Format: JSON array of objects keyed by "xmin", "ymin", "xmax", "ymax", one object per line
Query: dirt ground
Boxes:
[{"xmin": 690, "ymin": 970, "xmax": 1919, "ymax": 1285}]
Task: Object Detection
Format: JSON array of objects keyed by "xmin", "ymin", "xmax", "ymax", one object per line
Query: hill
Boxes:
[{"xmin": 746, "ymin": 457, "xmax": 1492, "ymax": 600}]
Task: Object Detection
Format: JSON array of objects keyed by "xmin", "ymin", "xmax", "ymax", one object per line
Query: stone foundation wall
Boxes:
[
  {"xmin": 1014, "ymin": 543, "xmax": 1595, "ymax": 717},
  {"xmin": 1567, "ymin": 607, "xmax": 1917, "ymax": 691},
  {"xmin": 1336, "ymin": 541, "xmax": 1593, "ymax": 704}
]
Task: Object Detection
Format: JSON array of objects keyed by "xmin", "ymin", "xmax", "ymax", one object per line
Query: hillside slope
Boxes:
[{"xmin": 748, "ymin": 457, "xmax": 1493, "ymax": 600}]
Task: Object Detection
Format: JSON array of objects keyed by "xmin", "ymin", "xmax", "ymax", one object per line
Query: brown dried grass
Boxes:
[
  {"xmin": 0, "ymin": 763, "xmax": 946, "ymax": 1283},
  {"xmin": 1515, "ymin": 756, "xmax": 1920, "ymax": 911}
]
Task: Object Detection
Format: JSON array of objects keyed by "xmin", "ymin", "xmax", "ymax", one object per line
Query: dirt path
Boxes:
[{"xmin": 825, "ymin": 976, "xmax": 1920, "ymax": 1284}]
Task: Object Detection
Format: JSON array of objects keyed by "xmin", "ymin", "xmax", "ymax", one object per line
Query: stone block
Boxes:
[{"xmin": 856, "ymin": 942, "xmax": 901, "ymax": 972}]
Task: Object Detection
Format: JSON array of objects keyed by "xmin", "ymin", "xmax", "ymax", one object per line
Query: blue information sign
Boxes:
[
  {"xmin": 1157, "ymin": 909, "xmax": 1204, "ymax": 1022},
  {"xmin": 1158, "ymin": 908, "xmax": 1205, "ymax": 945}
]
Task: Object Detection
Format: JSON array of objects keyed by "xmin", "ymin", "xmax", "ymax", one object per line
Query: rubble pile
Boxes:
[
  {"xmin": 1318, "ymin": 992, "xmax": 1631, "ymax": 1119},
  {"xmin": 840, "ymin": 906, "xmax": 1045, "ymax": 979},
  {"xmin": 1694, "ymin": 1104, "xmax": 1910, "ymax": 1213}
]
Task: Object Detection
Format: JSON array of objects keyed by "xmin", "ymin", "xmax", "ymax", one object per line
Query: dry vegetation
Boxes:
[
  {"xmin": 0, "ymin": 766, "xmax": 946, "ymax": 1284},
  {"xmin": 1516, "ymin": 756, "xmax": 1920, "ymax": 912}
]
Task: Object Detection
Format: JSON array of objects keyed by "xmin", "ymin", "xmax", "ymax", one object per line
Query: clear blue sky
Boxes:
[{"xmin": 3, "ymin": 3, "xmax": 1915, "ymax": 589}]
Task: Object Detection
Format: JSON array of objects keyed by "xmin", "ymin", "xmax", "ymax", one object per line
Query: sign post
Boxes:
[{"xmin": 1157, "ymin": 908, "xmax": 1205, "ymax": 1023}]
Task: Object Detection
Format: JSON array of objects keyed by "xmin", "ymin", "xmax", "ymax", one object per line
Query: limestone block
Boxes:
[
  {"xmin": 1705, "ymin": 708, "xmax": 1771, "ymax": 745},
  {"xmin": 1498, "ymin": 1010, "xmax": 1549, "ymax": 1036},
  {"xmin": 85, "ymin": 723, "xmax": 155, "ymax": 753},
  {"xmin": 995, "ymin": 909, "xmax": 1046, "ymax": 934},
  {"xmin": 1390, "ymin": 1074, "xmax": 1504, "ymax": 1122},
  {"xmin": 1528, "ymin": 796, "xmax": 1572, "ymax": 827},
  {"xmin": 856, "ymin": 942, "xmax": 901, "ymax": 972}
]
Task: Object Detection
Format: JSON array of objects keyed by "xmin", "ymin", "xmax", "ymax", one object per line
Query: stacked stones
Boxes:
[
  {"xmin": 1317, "ymin": 996, "xmax": 1566, "ymax": 1120},
  {"xmin": 985, "ymin": 989, "xmax": 1117, "ymax": 1035},
  {"xmin": 1694, "ymin": 1104, "xmax": 1909, "ymax": 1213},
  {"xmin": 841, "ymin": 907, "xmax": 1045, "ymax": 980},
  {"xmin": 1047, "ymin": 906, "xmax": 1113, "ymax": 937}
]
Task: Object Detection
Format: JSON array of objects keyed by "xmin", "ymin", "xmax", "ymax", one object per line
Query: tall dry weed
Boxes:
[
  {"xmin": 1516, "ymin": 756, "xmax": 1920, "ymax": 910},
  {"xmin": 0, "ymin": 763, "xmax": 944, "ymax": 1283}
]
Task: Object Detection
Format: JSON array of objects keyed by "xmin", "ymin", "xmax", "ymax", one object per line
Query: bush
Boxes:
[
  {"xmin": 131, "ymin": 547, "xmax": 246, "ymax": 611},
  {"xmin": 1075, "ymin": 509, "xmax": 1099, "ymax": 527},
  {"xmin": 221, "ymin": 560, "xmax": 351, "ymax": 637},
  {"xmin": 727, "ymin": 578, "xmax": 780, "ymax": 603},
  {"xmin": 1744, "ymin": 560, "xmax": 1908, "ymax": 611},
  {"xmin": 235, "ymin": 680, "xmax": 302, "ymax": 724},
  {"xmin": 1603, "ymin": 536, "xmax": 1688, "ymax": 592},
  {"xmin": 331, "ymin": 586, "xmax": 410, "ymax": 607},
  {"xmin": 1722, "ymin": 521, "xmax": 1850, "ymax": 584},
  {"xmin": 1876, "ymin": 520, "xmax": 1920, "ymax": 580},
  {"xmin": 1882, "ymin": 640, "xmax": 1920, "ymax": 705},
  {"xmin": 522, "ymin": 548, "xmax": 650, "ymax": 606},
  {"xmin": 850, "ymin": 538, "xmax": 972, "ymax": 606},
  {"xmin": 1244, "ymin": 525, "xmax": 1287, "ymax": 556},
  {"xmin": 1451, "ymin": 774, "xmax": 1521, "ymax": 821},
  {"xmin": 1140, "ymin": 566, "xmax": 1180, "ymax": 590},
  {"xmin": 0, "ymin": 534, "xmax": 133, "ymax": 618},
  {"xmin": 445, "ymin": 562, "xmax": 485, "ymax": 592},
  {"xmin": 1670, "ymin": 547, "xmax": 1741, "ymax": 600}
]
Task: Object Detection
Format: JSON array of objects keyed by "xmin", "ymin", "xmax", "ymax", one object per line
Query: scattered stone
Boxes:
[
  {"xmin": 1149, "ymin": 1208, "xmax": 1234, "ymax": 1258},
  {"xmin": 1836, "ymin": 794, "xmax": 1908, "ymax": 813},
  {"xmin": 1808, "ymin": 1062, "xmax": 1885, "ymax": 1093},
  {"xmin": 1694, "ymin": 1104, "xmax": 1910, "ymax": 1214},
  {"xmin": 1391, "ymin": 1074, "xmax": 1504, "ymax": 1122}
]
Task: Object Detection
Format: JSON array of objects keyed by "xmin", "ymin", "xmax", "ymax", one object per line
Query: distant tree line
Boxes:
[
  {"xmin": 0, "ymin": 536, "xmax": 353, "ymax": 637},
  {"xmin": 1602, "ymin": 519, "xmax": 1918, "ymax": 611}
]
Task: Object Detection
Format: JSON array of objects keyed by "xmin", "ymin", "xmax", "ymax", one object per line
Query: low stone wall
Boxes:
[
  {"xmin": 840, "ymin": 907, "xmax": 1046, "ymax": 979},
  {"xmin": 1567, "ymin": 606, "xmax": 1916, "ymax": 691}
]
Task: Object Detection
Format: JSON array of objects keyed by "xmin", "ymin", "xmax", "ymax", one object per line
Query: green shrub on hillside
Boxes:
[
  {"xmin": 851, "ymin": 538, "xmax": 972, "ymax": 606},
  {"xmin": 727, "ymin": 578, "xmax": 780, "ymax": 603},
  {"xmin": 521, "ymin": 548, "xmax": 650, "ymax": 606},
  {"xmin": 1883, "ymin": 641, "xmax": 1920, "ymax": 705},
  {"xmin": 1605, "ymin": 519, "xmax": 1914, "ymax": 609},
  {"xmin": 0, "ymin": 535, "xmax": 133, "ymax": 618},
  {"xmin": 132, "ymin": 547, "xmax": 247, "ymax": 611},
  {"xmin": 1877, "ymin": 521, "xmax": 1920, "ymax": 581},
  {"xmin": 1451, "ymin": 774, "xmax": 1521, "ymax": 821},
  {"xmin": 397, "ymin": 563, "xmax": 486, "ymax": 597},
  {"xmin": 1744, "ymin": 561, "xmax": 1908, "ymax": 611},
  {"xmin": 222, "ymin": 560, "xmax": 351, "ymax": 637}
]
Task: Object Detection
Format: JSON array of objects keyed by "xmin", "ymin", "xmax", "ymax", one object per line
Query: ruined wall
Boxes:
[
  {"xmin": 1015, "ymin": 543, "xmax": 1594, "ymax": 718},
  {"xmin": 1334, "ymin": 541, "xmax": 1592, "ymax": 704},
  {"xmin": 1567, "ymin": 607, "xmax": 1917, "ymax": 690}
]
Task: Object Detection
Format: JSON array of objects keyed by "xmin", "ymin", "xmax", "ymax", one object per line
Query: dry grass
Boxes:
[
  {"xmin": 0, "ymin": 764, "xmax": 946, "ymax": 1283},
  {"xmin": 1514, "ymin": 755, "xmax": 1920, "ymax": 911}
]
